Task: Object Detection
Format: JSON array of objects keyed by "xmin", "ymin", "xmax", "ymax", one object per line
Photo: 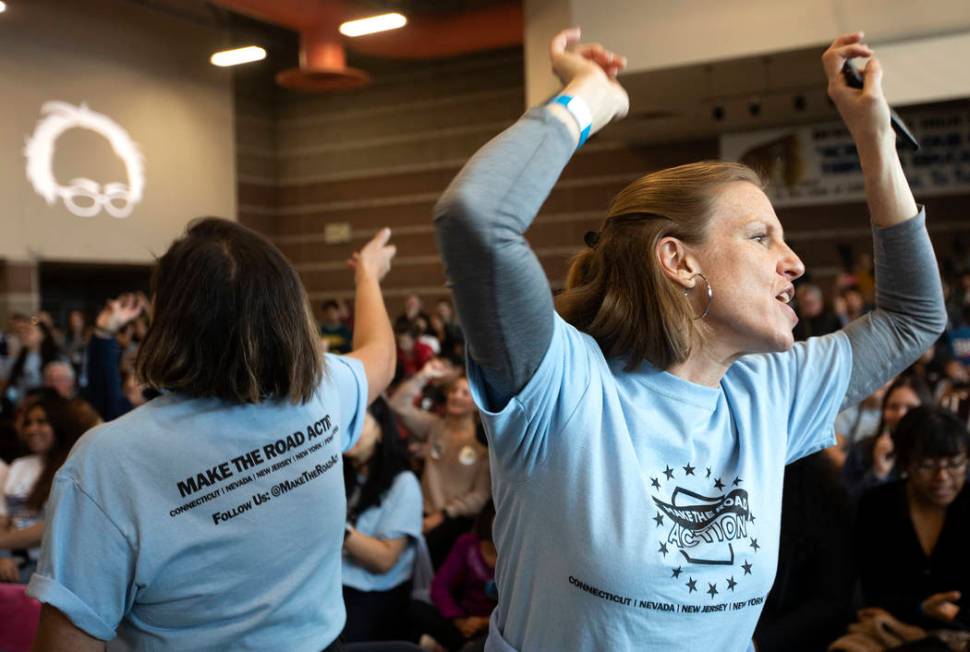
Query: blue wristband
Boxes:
[{"xmin": 550, "ymin": 94, "xmax": 592, "ymax": 149}]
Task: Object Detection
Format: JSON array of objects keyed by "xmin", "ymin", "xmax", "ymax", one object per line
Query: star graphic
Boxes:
[
  {"xmin": 714, "ymin": 477, "xmax": 725, "ymax": 490},
  {"xmin": 733, "ymin": 476, "xmax": 743, "ymax": 486},
  {"xmin": 749, "ymin": 513, "xmax": 757, "ymax": 523},
  {"xmin": 742, "ymin": 561, "xmax": 753, "ymax": 576},
  {"xmin": 658, "ymin": 543, "xmax": 669, "ymax": 557},
  {"xmin": 663, "ymin": 465, "xmax": 675, "ymax": 481},
  {"xmin": 707, "ymin": 583, "xmax": 719, "ymax": 598},
  {"xmin": 705, "ymin": 467, "xmax": 712, "ymax": 478},
  {"xmin": 686, "ymin": 577, "xmax": 697, "ymax": 593},
  {"xmin": 650, "ymin": 477, "xmax": 661, "ymax": 490},
  {"xmin": 726, "ymin": 576, "xmax": 738, "ymax": 591},
  {"xmin": 653, "ymin": 513, "xmax": 664, "ymax": 527},
  {"xmin": 683, "ymin": 463, "xmax": 696, "ymax": 476},
  {"xmin": 671, "ymin": 566, "xmax": 683, "ymax": 579},
  {"xmin": 750, "ymin": 538, "xmax": 760, "ymax": 552}
]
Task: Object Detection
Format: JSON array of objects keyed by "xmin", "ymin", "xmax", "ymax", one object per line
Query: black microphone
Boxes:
[{"xmin": 841, "ymin": 61, "xmax": 919, "ymax": 150}]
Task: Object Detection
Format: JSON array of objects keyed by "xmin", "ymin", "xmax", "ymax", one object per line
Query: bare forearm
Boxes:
[
  {"xmin": 348, "ymin": 269, "xmax": 395, "ymax": 402},
  {"xmin": 344, "ymin": 530, "xmax": 406, "ymax": 574},
  {"xmin": 857, "ymin": 135, "xmax": 918, "ymax": 228}
]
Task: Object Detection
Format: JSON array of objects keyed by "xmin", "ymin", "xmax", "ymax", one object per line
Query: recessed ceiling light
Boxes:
[
  {"xmin": 339, "ymin": 13, "xmax": 407, "ymax": 38},
  {"xmin": 210, "ymin": 46, "xmax": 266, "ymax": 68},
  {"xmin": 0, "ymin": 2, "xmax": 8, "ymax": 14}
]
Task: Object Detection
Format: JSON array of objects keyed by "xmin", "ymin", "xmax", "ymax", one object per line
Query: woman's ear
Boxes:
[{"xmin": 656, "ymin": 236, "xmax": 703, "ymax": 289}]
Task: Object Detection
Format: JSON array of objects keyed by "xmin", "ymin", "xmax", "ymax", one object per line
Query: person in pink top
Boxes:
[{"xmin": 411, "ymin": 503, "xmax": 497, "ymax": 651}]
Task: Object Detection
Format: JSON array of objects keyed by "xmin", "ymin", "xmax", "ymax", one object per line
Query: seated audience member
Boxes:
[
  {"xmin": 844, "ymin": 375, "xmax": 931, "ymax": 495},
  {"xmin": 855, "ymin": 406, "xmax": 970, "ymax": 631},
  {"xmin": 832, "ymin": 381, "xmax": 889, "ymax": 469},
  {"xmin": 753, "ymin": 453, "xmax": 854, "ymax": 652},
  {"xmin": 834, "ymin": 285, "xmax": 871, "ymax": 327},
  {"xmin": 948, "ymin": 305, "xmax": 970, "ymax": 368},
  {"xmin": 415, "ymin": 316, "xmax": 442, "ymax": 356},
  {"xmin": 830, "ymin": 606, "xmax": 970, "ymax": 652},
  {"xmin": 42, "ymin": 362, "xmax": 75, "ymax": 400},
  {"xmin": 395, "ymin": 294, "xmax": 430, "ymax": 333},
  {"xmin": 82, "ymin": 294, "xmax": 149, "ymax": 421},
  {"xmin": 342, "ymin": 398, "xmax": 424, "ymax": 643},
  {"xmin": 321, "ymin": 299, "xmax": 353, "ymax": 354},
  {"xmin": 390, "ymin": 361, "xmax": 490, "ymax": 567},
  {"xmin": 0, "ymin": 392, "xmax": 97, "ymax": 583},
  {"xmin": 3, "ymin": 319, "xmax": 61, "ymax": 406},
  {"xmin": 396, "ymin": 325, "xmax": 435, "ymax": 383},
  {"xmin": 793, "ymin": 283, "xmax": 842, "ymax": 341},
  {"xmin": 411, "ymin": 503, "xmax": 497, "ymax": 652},
  {"xmin": 63, "ymin": 310, "xmax": 88, "ymax": 380}
]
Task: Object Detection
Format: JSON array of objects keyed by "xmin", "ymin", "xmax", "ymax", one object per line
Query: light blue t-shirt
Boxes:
[
  {"xmin": 343, "ymin": 470, "xmax": 423, "ymax": 592},
  {"xmin": 27, "ymin": 354, "xmax": 368, "ymax": 651},
  {"xmin": 470, "ymin": 315, "xmax": 852, "ymax": 652}
]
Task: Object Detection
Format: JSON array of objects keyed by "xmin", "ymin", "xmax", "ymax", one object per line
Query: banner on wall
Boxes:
[
  {"xmin": 23, "ymin": 101, "xmax": 145, "ymax": 219},
  {"xmin": 720, "ymin": 107, "xmax": 970, "ymax": 207}
]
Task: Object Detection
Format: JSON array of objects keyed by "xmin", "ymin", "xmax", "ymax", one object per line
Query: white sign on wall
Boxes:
[
  {"xmin": 721, "ymin": 107, "xmax": 970, "ymax": 207},
  {"xmin": 24, "ymin": 101, "xmax": 145, "ymax": 218}
]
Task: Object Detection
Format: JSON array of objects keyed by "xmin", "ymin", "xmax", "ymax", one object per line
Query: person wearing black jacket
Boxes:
[{"xmin": 855, "ymin": 406, "xmax": 970, "ymax": 631}]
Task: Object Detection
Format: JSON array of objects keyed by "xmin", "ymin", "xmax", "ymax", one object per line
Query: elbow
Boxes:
[{"xmin": 433, "ymin": 188, "xmax": 491, "ymax": 257}]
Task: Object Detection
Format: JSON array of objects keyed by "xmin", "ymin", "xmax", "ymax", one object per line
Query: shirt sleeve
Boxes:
[
  {"xmin": 466, "ymin": 314, "xmax": 596, "ymax": 477},
  {"xmin": 324, "ymin": 353, "xmax": 369, "ymax": 452},
  {"xmin": 373, "ymin": 472, "xmax": 423, "ymax": 541},
  {"xmin": 779, "ymin": 332, "xmax": 854, "ymax": 463},
  {"xmin": 26, "ymin": 475, "xmax": 135, "ymax": 641}
]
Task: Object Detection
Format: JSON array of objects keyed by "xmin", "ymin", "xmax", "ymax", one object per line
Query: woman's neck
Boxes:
[{"xmin": 666, "ymin": 345, "xmax": 736, "ymax": 388}]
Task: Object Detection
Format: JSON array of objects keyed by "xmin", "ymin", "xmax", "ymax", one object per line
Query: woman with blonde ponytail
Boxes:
[{"xmin": 435, "ymin": 27, "xmax": 945, "ymax": 652}]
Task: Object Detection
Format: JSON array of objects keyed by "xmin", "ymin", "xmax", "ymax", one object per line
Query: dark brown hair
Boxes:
[
  {"xmin": 25, "ymin": 392, "xmax": 100, "ymax": 511},
  {"xmin": 136, "ymin": 217, "xmax": 322, "ymax": 404},
  {"xmin": 556, "ymin": 161, "xmax": 764, "ymax": 371}
]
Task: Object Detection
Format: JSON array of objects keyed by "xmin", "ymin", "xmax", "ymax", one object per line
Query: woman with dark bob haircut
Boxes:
[
  {"xmin": 27, "ymin": 218, "xmax": 398, "ymax": 651},
  {"xmin": 855, "ymin": 406, "xmax": 970, "ymax": 630},
  {"xmin": 433, "ymin": 28, "xmax": 946, "ymax": 651}
]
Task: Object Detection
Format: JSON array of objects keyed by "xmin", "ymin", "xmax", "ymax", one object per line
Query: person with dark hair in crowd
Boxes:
[
  {"xmin": 410, "ymin": 502, "xmax": 497, "ymax": 652},
  {"xmin": 27, "ymin": 219, "xmax": 398, "ymax": 651},
  {"xmin": 0, "ymin": 392, "xmax": 98, "ymax": 583},
  {"xmin": 753, "ymin": 452, "xmax": 854, "ymax": 651},
  {"xmin": 342, "ymin": 397, "xmax": 424, "ymax": 642},
  {"xmin": 321, "ymin": 299, "xmax": 354, "ymax": 354},
  {"xmin": 843, "ymin": 375, "xmax": 932, "ymax": 495},
  {"xmin": 390, "ymin": 360, "xmax": 489, "ymax": 568},
  {"xmin": 793, "ymin": 283, "xmax": 842, "ymax": 341},
  {"xmin": 79, "ymin": 294, "xmax": 148, "ymax": 422},
  {"xmin": 854, "ymin": 406, "xmax": 970, "ymax": 631},
  {"xmin": 3, "ymin": 318, "xmax": 62, "ymax": 406},
  {"xmin": 433, "ymin": 28, "xmax": 945, "ymax": 651},
  {"xmin": 63, "ymin": 310, "xmax": 88, "ymax": 380},
  {"xmin": 396, "ymin": 323, "xmax": 435, "ymax": 383},
  {"xmin": 395, "ymin": 294, "xmax": 430, "ymax": 334}
]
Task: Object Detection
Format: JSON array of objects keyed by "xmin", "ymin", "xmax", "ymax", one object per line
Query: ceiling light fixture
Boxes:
[
  {"xmin": 339, "ymin": 12, "xmax": 407, "ymax": 38},
  {"xmin": 0, "ymin": 2, "xmax": 7, "ymax": 14},
  {"xmin": 210, "ymin": 45, "xmax": 267, "ymax": 67}
]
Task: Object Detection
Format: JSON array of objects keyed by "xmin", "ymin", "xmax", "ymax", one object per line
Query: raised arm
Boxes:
[
  {"xmin": 83, "ymin": 294, "xmax": 144, "ymax": 421},
  {"xmin": 388, "ymin": 360, "xmax": 445, "ymax": 440},
  {"xmin": 346, "ymin": 228, "xmax": 398, "ymax": 405},
  {"xmin": 434, "ymin": 28, "xmax": 629, "ymax": 408},
  {"xmin": 821, "ymin": 33, "xmax": 946, "ymax": 407}
]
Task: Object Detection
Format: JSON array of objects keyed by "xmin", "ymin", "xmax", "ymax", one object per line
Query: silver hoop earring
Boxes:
[{"xmin": 682, "ymin": 273, "xmax": 713, "ymax": 320}]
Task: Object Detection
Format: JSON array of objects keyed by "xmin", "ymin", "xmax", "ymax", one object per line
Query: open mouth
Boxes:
[{"xmin": 774, "ymin": 287, "xmax": 794, "ymax": 304}]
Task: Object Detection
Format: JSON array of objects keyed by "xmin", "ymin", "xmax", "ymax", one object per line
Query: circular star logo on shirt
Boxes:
[{"xmin": 649, "ymin": 462, "xmax": 759, "ymax": 597}]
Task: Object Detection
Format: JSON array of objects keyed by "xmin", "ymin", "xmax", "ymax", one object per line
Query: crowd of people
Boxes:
[{"xmin": 0, "ymin": 27, "xmax": 968, "ymax": 652}]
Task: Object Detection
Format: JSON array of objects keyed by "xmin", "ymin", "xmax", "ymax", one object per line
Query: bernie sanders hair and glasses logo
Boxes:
[{"xmin": 24, "ymin": 101, "xmax": 145, "ymax": 219}]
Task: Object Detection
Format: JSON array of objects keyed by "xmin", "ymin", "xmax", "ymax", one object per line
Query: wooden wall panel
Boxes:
[{"xmin": 235, "ymin": 47, "xmax": 970, "ymax": 319}]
